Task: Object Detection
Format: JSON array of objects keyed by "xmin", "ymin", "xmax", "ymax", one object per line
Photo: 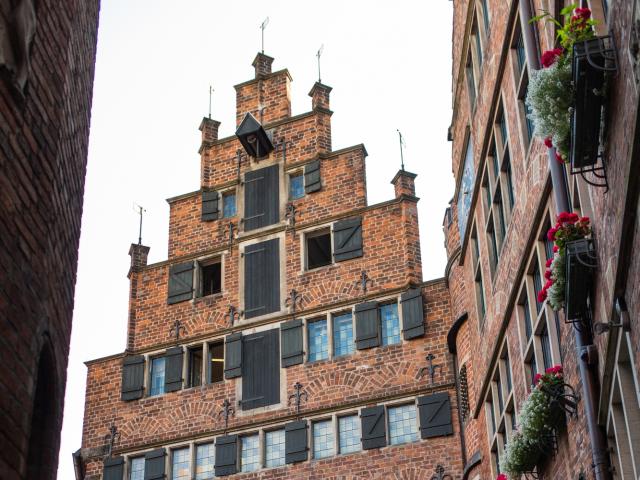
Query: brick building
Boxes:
[
  {"xmin": 445, "ymin": 0, "xmax": 640, "ymax": 479},
  {"xmin": 76, "ymin": 53, "xmax": 464, "ymax": 479},
  {"xmin": 0, "ymin": 1, "xmax": 100, "ymax": 480}
]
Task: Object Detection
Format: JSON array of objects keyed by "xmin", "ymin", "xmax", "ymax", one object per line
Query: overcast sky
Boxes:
[{"xmin": 57, "ymin": 1, "xmax": 454, "ymax": 477}]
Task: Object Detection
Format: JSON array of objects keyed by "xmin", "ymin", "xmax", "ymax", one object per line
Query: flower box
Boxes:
[
  {"xmin": 564, "ymin": 238, "xmax": 597, "ymax": 322},
  {"xmin": 570, "ymin": 36, "xmax": 617, "ymax": 172}
]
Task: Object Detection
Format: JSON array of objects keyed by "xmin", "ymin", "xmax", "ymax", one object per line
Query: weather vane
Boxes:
[
  {"xmin": 133, "ymin": 203, "xmax": 146, "ymax": 245},
  {"xmin": 316, "ymin": 44, "xmax": 324, "ymax": 83},
  {"xmin": 208, "ymin": 85, "xmax": 214, "ymax": 119},
  {"xmin": 260, "ymin": 17, "xmax": 269, "ymax": 53},
  {"xmin": 397, "ymin": 129, "xmax": 406, "ymax": 171}
]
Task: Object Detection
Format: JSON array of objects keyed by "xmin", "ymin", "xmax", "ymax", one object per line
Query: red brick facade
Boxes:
[{"xmin": 0, "ymin": 1, "xmax": 100, "ymax": 479}]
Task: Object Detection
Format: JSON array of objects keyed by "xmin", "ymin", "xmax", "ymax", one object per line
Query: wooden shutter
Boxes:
[
  {"xmin": 285, "ymin": 420, "xmax": 308, "ymax": 463},
  {"xmin": 102, "ymin": 456, "xmax": 124, "ymax": 480},
  {"xmin": 167, "ymin": 262, "xmax": 194, "ymax": 304},
  {"xmin": 304, "ymin": 160, "xmax": 321, "ymax": 193},
  {"xmin": 243, "ymin": 164, "xmax": 279, "ymax": 231},
  {"xmin": 143, "ymin": 448, "xmax": 165, "ymax": 480},
  {"xmin": 280, "ymin": 319, "xmax": 304, "ymax": 367},
  {"xmin": 333, "ymin": 217, "xmax": 363, "ymax": 261},
  {"xmin": 201, "ymin": 190, "xmax": 219, "ymax": 221},
  {"xmin": 241, "ymin": 329, "xmax": 280, "ymax": 410},
  {"xmin": 121, "ymin": 355, "xmax": 145, "ymax": 401},
  {"xmin": 214, "ymin": 435, "xmax": 238, "ymax": 476},
  {"xmin": 244, "ymin": 238, "xmax": 280, "ymax": 319},
  {"xmin": 417, "ymin": 392, "xmax": 453, "ymax": 439},
  {"xmin": 360, "ymin": 406, "xmax": 386, "ymax": 449},
  {"xmin": 401, "ymin": 288, "xmax": 425, "ymax": 339},
  {"xmin": 355, "ymin": 302, "xmax": 379, "ymax": 350},
  {"xmin": 224, "ymin": 333, "xmax": 242, "ymax": 379},
  {"xmin": 164, "ymin": 346, "xmax": 183, "ymax": 392}
]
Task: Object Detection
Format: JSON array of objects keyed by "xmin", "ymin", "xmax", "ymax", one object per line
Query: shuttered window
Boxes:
[
  {"xmin": 265, "ymin": 429, "xmax": 286, "ymax": 467},
  {"xmin": 355, "ymin": 302, "xmax": 379, "ymax": 350},
  {"xmin": 244, "ymin": 238, "xmax": 280, "ymax": 319},
  {"xmin": 280, "ymin": 319, "xmax": 304, "ymax": 367},
  {"xmin": 171, "ymin": 448, "xmax": 190, "ymax": 480},
  {"xmin": 333, "ymin": 313, "xmax": 354, "ymax": 357},
  {"xmin": 307, "ymin": 319, "xmax": 328, "ymax": 362},
  {"xmin": 144, "ymin": 448, "xmax": 166, "ymax": 480},
  {"xmin": 380, "ymin": 303, "xmax": 401, "ymax": 346},
  {"xmin": 168, "ymin": 262, "xmax": 194, "ymax": 304},
  {"xmin": 214, "ymin": 435, "xmax": 238, "ymax": 476},
  {"xmin": 164, "ymin": 347, "xmax": 184, "ymax": 393},
  {"xmin": 129, "ymin": 457, "xmax": 145, "ymax": 480},
  {"xmin": 240, "ymin": 435, "xmax": 260, "ymax": 472},
  {"xmin": 121, "ymin": 355, "xmax": 145, "ymax": 401},
  {"xmin": 195, "ymin": 443, "xmax": 214, "ymax": 480},
  {"xmin": 304, "ymin": 160, "xmax": 321, "ymax": 193},
  {"xmin": 388, "ymin": 404, "xmax": 418, "ymax": 445},
  {"xmin": 102, "ymin": 457, "xmax": 124, "ymax": 480},
  {"xmin": 333, "ymin": 217, "xmax": 363, "ymax": 261},
  {"xmin": 241, "ymin": 329, "xmax": 280, "ymax": 410},
  {"xmin": 360, "ymin": 405, "xmax": 386, "ymax": 449},
  {"xmin": 400, "ymin": 288, "xmax": 425, "ymax": 339},
  {"xmin": 289, "ymin": 173, "xmax": 304, "ymax": 200},
  {"xmin": 338, "ymin": 415, "xmax": 361, "ymax": 454},
  {"xmin": 201, "ymin": 190, "xmax": 219, "ymax": 221},
  {"xmin": 417, "ymin": 392, "xmax": 454, "ymax": 439},
  {"xmin": 285, "ymin": 420, "xmax": 309, "ymax": 463},
  {"xmin": 149, "ymin": 357, "xmax": 166, "ymax": 397},
  {"xmin": 313, "ymin": 420, "xmax": 334, "ymax": 459},
  {"xmin": 244, "ymin": 164, "xmax": 279, "ymax": 231}
]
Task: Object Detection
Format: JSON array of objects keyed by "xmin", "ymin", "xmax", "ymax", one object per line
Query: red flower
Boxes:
[
  {"xmin": 567, "ymin": 212, "xmax": 579, "ymax": 223},
  {"xmin": 575, "ymin": 7, "xmax": 591, "ymax": 20},
  {"xmin": 547, "ymin": 227, "xmax": 557, "ymax": 241},
  {"xmin": 546, "ymin": 257, "xmax": 553, "ymax": 267},
  {"xmin": 580, "ymin": 216, "xmax": 590, "ymax": 224},
  {"xmin": 537, "ymin": 289, "xmax": 547, "ymax": 303},
  {"xmin": 557, "ymin": 211, "xmax": 579, "ymax": 224},
  {"xmin": 544, "ymin": 137, "xmax": 553, "ymax": 148},
  {"xmin": 555, "ymin": 151, "xmax": 565, "ymax": 163},
  {"xmin": 553, "ymin": 245, "xmax": 559, "ymax": 252},
  {"xmin": 497, "ymin": 475, "xmax": 508, "ymax": 480},
  {"xmin": 544, "ymin": 279, "xmax": 554, "ymax": 290},
  {"xmin": 541, "ymin": 48, "xmax": 563, "ymax": 68},
  {"xmin": 544, "ymin": 269, "xmax": 552, "ymax": 280},
  {"xmin": 546, "ymin": 365, "xmax": 563, "ymax": 374},
  {"xmin": 534, "ymin": 373, "xmax": 543, "ymax": 384}
]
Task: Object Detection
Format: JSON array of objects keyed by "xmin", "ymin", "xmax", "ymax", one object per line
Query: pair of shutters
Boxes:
[
  {"xmin": 359, "ymin": 393, "xmax": 453, "ymax": 450},
  {"xmin": 353, "ymin": 289, "xmax": 425, "ymax": 350},
  {"xmin": 244, "ymin": 238, "xmax": 280, "ymax": 319},
  {"xmin": 223, "ymin": 329, "xmax": 280, "ymax": 410},
  {"xmin": 213, "ymin": 421, "xmax": 308, "ymax": 477},
  {"xmin": 103, "ymin": 450, "xmax": 166, "ymax": 480},
  {"xmin": 167, "ymin": 261, "xmax": 194, "ymax": 305},
  {"xmin": 120, "ymin": 348, "xmax": 184, "ymax": 400},
  {"xmin": 201, "ymin": 190, "xmax": 219, "ymax": 221},
  {"xmin": 244, "ymin": 164, "xmax": 279, "ymax": 231}
]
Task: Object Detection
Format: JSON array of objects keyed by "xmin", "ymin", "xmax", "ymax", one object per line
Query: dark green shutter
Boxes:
[
  {"xmin": 143, "ymin": 448, "xmax": 165, "ymax": 480},
  {"xmin": 167, "ymin": 262, "xmax": 194, "ymax": 304},
  {"xmin": 244, "ymin": 164, "xmax": 279, "ymax": 231},
  {"xmin": 214, "ymin": 435, "xmax": 238, "ymax": 476},
  {"xmin": 201, "ymin": 190, "xmax": 219, "ymax": 221},
  {"xmin": 355, "ymin": 302, "xmax": 379, "ymax": 350},
  {"xmin": 333, "ymin": 217, "xmax": 363, "ymax": 261},
  {"xmin": 304, "ymin": 160, "xmax": 321, "ymax": 193},
  {"xmin": 224, "ymin": 333, "xmax": 242, "ymax": 379},
  {"xmin": 164, "ymin": 346, "xmax": 183, "ymax": 392},
  {"xmin": 360, "ymin": 406, "xmax": 386, "ymax": 449},
  {"xmin": 241, "ymin": 329, "xmax": 280, "ymax": 410},
  {"xmin": 280, "ymin": 319, "xmax": 304, "ymax": 367},
  {"xmin": 102, "ymin": 456, "xmax": 124, "ymax": 480},
  {"xmin": 285, "ymin": 420, "xmax": 308, "ymax": 463},
  {"xmin": 418, "ymin": 393, "xmax": 453, "ymax": 438},
  {"xmin": 401, "ymin": 289, "xmax": 425, "ymax": 339},
  {"xmin": 244, "ymin": 238, "xmax": 280, "ymax": 319},
  {"xmin": 121, "ymin": 355, "xmax": 145, "ymax": 401}
]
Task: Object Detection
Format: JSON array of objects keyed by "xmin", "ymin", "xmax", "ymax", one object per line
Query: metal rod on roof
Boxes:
[
  {"xmin": 260, "ymin": 17, "xmax": 269, "ymax": 53},
  {"xmin": 316, "ymin": 44, "xmax": 324, "ymax": 83},
  {"xmin": 397, "ymin": 129, "xmax": 406, "ymax": 171},
  {"xmin": 208, "ymin": 85, "xmax": 213, "ymax": 119}
]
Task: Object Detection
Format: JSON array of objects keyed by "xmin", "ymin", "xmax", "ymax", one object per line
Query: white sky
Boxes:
[{"xmin": 58, "ymin": 1, "xmax": 454, "ymax": 477}]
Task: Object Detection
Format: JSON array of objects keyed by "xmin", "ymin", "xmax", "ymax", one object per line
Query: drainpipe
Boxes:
[
  {"xmin": 518, "ymin": 1, "xmax": 612, "ymax": 478},
  {"xmin": 452, "ymin": 353, "xmax": 468, "ymax": 467}
]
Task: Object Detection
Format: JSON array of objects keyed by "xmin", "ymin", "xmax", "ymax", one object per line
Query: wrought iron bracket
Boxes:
[
  {"xmin": 287, "ymin": 381, "xmax": 308, "ymax": 418},
  {"xmin": 356, "ymin": 271, "xmax": 373, "ymax": 296},
  {"xmin": 595, "ymin": 296, "xmax": 633, "ymax": 335},
  {"xmin": 217, "ymin": 399, "xmax": 235, "ymax": 433},
  {"xmin": 275, "ymin": 137, "xmax": 293, "ymax": 165},
  {"xmin": 541, "ymin": 382, "xmax": 580, "ymax": 418},
  {"xmin": 417, "ymin": 353, "xmax": 442, "ymax": 385},
  {"xmin": 285, "ymin": 203, "xmax": 302, "ymax": 235},
  {"xmin": 169, "ymin": 320, "xmax": 186, "ymax": 341},
  {"xmin": 235, "ymin": 149, "xmax": 247, "ymax": 183},
  {"xmin": 285, "ymin": 289, "xmax": 303, "ymax": 316},
  {"xmin": 224, "ymin": 305, "xmax": 241, "ymax": 326},
  {"xmin": 103, "ymin": 423, "xmax": 121, "ymax": 459},
  {"xmin": 223, "ymin": 222, "xmax": 236, "ymax": 249},
  {"xmin": 430, "ymin": 465, "xmax": 453, "ymax": 480}
]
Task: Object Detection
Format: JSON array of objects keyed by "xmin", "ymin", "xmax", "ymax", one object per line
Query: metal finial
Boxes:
[
  {"xmin": 316, "ymin": 44, "xmax": 324, "ymax": 83},
  {"xmin": 285, "ymin": 203, "xmax": 302, "ymax": 235},
  {"xmin": 417, "ymin": 353, "xmax": 442, "ymax": 385},
  {"xmin": 260, "ymin": 17, "xmax": 270, "ymax": 53},
  {"xmin": 208, "ymin": 85, "xmax": 214, "ymax": 119},
  {"xmin": 133, "ymin": 203, "xmax": 146, "ymax": 245},
  {"xmin": 357, "ymin": 271, "xmax": 373, "ymax": 296},
  {"xmin": 285, "ymin": 289, "xmax": 303, "ymax": 316},
  {"xmin": 224, "ymin": 222, "xmax": 235, "ymax": 249},
  {"xmin": 397, "ymin": 129, "xmax": 406, "ymax": 171},
  {"xmin": 430, "ymin": 465, "xmax": 453, "ymax": 480},
  {"xmin": 288, "ymin": 382, "xmax": 308, "ymax": 418},
  {"xmin": 169, "ymin": 320, "xmax": 186, "ymax": 341},
  {"xmin": 217, "ymin": 399, "xmax": 235, "ymax": 433},
  {"xmin": 103, "ymin": 423, "xmax": 121, "ymax": 459},
  {"xmin": 224, "ymin": 305, "xmax": 240, "ymax": 326}
]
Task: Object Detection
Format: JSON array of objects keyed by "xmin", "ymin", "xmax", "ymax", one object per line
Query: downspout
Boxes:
[
  {"xmin": 519, "ymin": 1, "xmax": 612, "ymax": 478},
  {"xmin": 452, "ymin": 353, "xmax": 468, "ymax": 467}
]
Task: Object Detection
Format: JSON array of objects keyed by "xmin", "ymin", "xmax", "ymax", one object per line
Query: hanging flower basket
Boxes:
[{"xmin": 570, "ymin": 36, "xmax": 617, "ymax": 172}]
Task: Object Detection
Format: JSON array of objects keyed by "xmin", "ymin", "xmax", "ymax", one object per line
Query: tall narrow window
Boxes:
[
  {"xmin": 388, "ymin": 404, "xmax": 418, "ymax": 445},
  {"xmin": 533, "ymin": 262, "xmax": 543, "ymax": 313},
  {"xmin": 171, "ymin": 448, "xmax": 190, "ymax": 480},
  {"xmin": 514, "ymin": 29, "xmax": 526, "ymax": 77},
  {"xmin": 223, "ymin": 192, "xmax": 236, "ymax": 218},
  {"xmin": 522, "ymin": 295, "xmax": 532, "ymax": 339},
  {"xmin": 338, "ymin": 415, "xmax": 361, "ymax": 454},
  {"xmin": 504, "ymin": 153, "xmax": 515, "ymax": 209},
  {"xmin": 149, "ymin": 357, "xmax": 166, "ymax": 397},
  {"xmin": 289, "ymin": 173, "xmax": 304, "ymax": 200},
  {"xmin": 313, "ymin": 420, "xmax": 335, "ymax": 459},
  {"xmin": 481, "ymin": 0, "xmax": 490, "ymax": 34},
  {"xmin": 188, "ymin": 347, "xmax": 203, "ymax": 388},
  {"xmin": 333, "ymin": 312, "xmax": 354, "ymax": 357},
  {"xmin": 540, "ymin": 325, "xmax": 552, "ymax": 370},
  {"xmin": 195, "ymin": 443, "xmax": 215, "ymax": 480},
  {"xmin": 472, "ymin": 230, "xmax": 486, "ymax": 323},
  {"xmin": 198, "ymin": 260, "xmax": 221, "ymax": 297},
  {"xmin": 129, "ymin": 457, "xmax": 145, "ymax": 480},
  {"xmin": 241, "ymin": 435, "xmax": 260, "ymax": 472},
  {"xmin": 466, "ymin": 56, "xmax": 477, "ymax": 107},
  {"xmin": 380, "ymin": 303, "xmax": 400, "ymax": 346},
  {"xmin": 208, "ymin": 341, "xmax": 224, "ymax": 383},
  {"xmin": 265, "ymin": 429, "xmax": 286, "ymax": 467},
  {"xmin": 308, "ymin": 319, "xmax": 329, "ymax": 362}
]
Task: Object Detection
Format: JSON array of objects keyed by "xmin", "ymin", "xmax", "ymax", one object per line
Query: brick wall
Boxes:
[{"xmin": 0, "ymin": 1, "xmax": 100, "ymax": 479}]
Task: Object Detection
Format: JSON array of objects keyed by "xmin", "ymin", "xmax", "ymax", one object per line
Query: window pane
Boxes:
[
  {"xmin": 333, "ymin": 313, "xmax": 354, "ymax": 357},
  {"xmin": 241, "ymin": 435, "xmax": 260, "ymax": 472},
  {"xmin": 540, "ymin": 324, "xmax": 552, "ymax": 370},
  {"xmin": 289, "ymin": 174, "xmax": 304, "ymax": 200},
  {"xmin": 313, "ymin": 420, "xmax": 334, "ymax": 459},
  {"xmin": 130, "ymin": 457, "xmax": 145, "ymax": 480},
  {"xmin": 308, "ymin": 320, "xmax": 328, "ymax": 362},
  {"xmin": 338, "ymin": 415, "xmax": 361, "ymax": 454},
  {"xmin": 496, "ymin": 372, "xmax": 504, "ymax": 413},
  {"xmin": 530, "ymin": 355, "xmax": 538, "ymax": 387},
  {"xmin": 189, "ymin": 348, "xmax": 203, "ymax": 388},
  {"xmin": 150, "ymin": 357, "xmax": 166, "ymax": 396},
  {"xmin": 388, "ymin": 404, "xmax": 418, "ymax": 445},
  {"xmin": 172, "ymin": 448, "xmax": 190, "ymax": 480},
  {"xmin": 523, "ymin": 296, "xmax": 532, "ymax": 339},
  {"xmin": 515, "ymin": 32, "xmax": 526, "ymax": 74},
  {"xmin": 533, "ymin": 263, "xmax": 543, "ymax": 313},
  {"xmin": 208, "ymin": 341, "xmax": 224, "ymax": 384},
  {"xmin": 223, "ymin": 193, "xmax": 236, "ymax": 218},
  {"xmin": 195, "ymin": 443, "xmax": 215, "ymax": 480},
  {"xmin": 505, "ymin": 153, "xmax": 515, "ymax": 209},
  {"xmin": 504, "ymin": 352, "xmax": 512, "ymax": 393},
  {"xmin": 265, "ymin": 429, "xmax": 285, "ymax": 468},
  {"xmin": 380, "ymin": 304, "xmax": 400, "ymax": 346}
]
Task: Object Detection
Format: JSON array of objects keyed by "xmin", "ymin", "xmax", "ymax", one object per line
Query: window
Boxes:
[
  {"xmin": 241, "ymin": 434, "xmax": 260, "ymax": 472},
  {"xmin": 208, "ymin": 341, "xmax": 224, "ymax": 383},
  {"xmin": 313, "ymin": 419, "xmax": 334, "ymax": 459},
  {"xmin": 188, "ymin": 347, "xmax": 203, "ymax": 388},
  {"xmin": 149, "ymin": 357, "xmax": 166, "ymax": 397},
  {"xmin": 172, "ymin": 448, "xmax": 190, "ymax": 480},
  {"xmin": 457, "ymin": 136, "xmax": 475, "ymax": 241},
  {"xmin": 333, "ymin": 313, "xmax": 354, "ymax": 357},
  {"xmin": 512, "ymin": 21, "xmax": 535, "ymax": 150},
  {"xmin": 244, "ymin": 238, "xmax": 280, "ymax": 319},
  {"xmin": 471, "ymin": 228, "xmax": 486, "ymax": 323},
  {"xmin": 198, "ymin": 260, "xmax": 221, "ymax": 297},
  {"xmin": 195, "ymin": 443, "xmax": 215, "ymax": 480},
  {"xmin": 480, "ymin": 0, "xmax": 490, "ymax": 35},
  {"xmin": 129, "ymin": 457, "xmax": 145, "ymax": 480},
  {"xmin": 388, "ymin": 404, "xmax": 418, "ymax": 445},
  {"xmin": 265, "ymin": 429, "xmax": 285, "ymax": 467},
  {"xmin": 466, "ymin": 55, "xmax": 477, "ymax": 107},
  {"xmin": 472, "ymin": 17, "xmax": 483, "ymax": 67},
  {"xmin": 244, "ymin": 164, "xmax": 279, "ymax": 231},
  {"xmin": 308, "ymin": 319, "xmax": 329, "ymax": 362},
  {"xmin": 338, "ymin": 415, "xmax": 361, "ymax": 454},
  {"xmin": 289, "ymin": 173, "xmax": 304, "ymax": 200},
  {"xmin": 241, "ymin": 329, "xmax": 280, "ymax": 410},
  {"xmin": 380, "ymin": 303, "xmax": 401, "ymax": 346},
  {"xmin": 306, "ymin": 229, "xmax": 332, "ymax": 269},
  {"xmin": 223, "ymin": 191, "xmax": 236, "ymax": 218},
  {"xmin": 513, "ymin": 28, "xmax": 526, "ymax": 77}
]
